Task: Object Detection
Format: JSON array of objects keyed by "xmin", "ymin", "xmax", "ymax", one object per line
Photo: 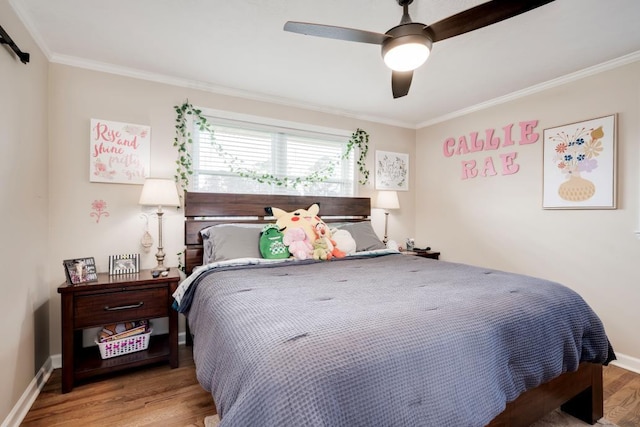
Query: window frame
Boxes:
[{"xmin": 189, "ymin": 108, "xmax": 358, "ymax": 196}]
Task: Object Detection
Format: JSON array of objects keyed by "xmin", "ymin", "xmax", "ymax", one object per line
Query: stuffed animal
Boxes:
[
  {"xmin": 283, "ymin": 227, "xmax": 313, "ymax": 260},
  {"xmin": 259, "ymin": 224, "xmax": 289, "ymax": 259},
  {"xmin": 314, "ymin": 222, "xmax": 346, "ymax": 260},
  {"xmin": 270, "ymin": 204, "xmax": 321, "ymax": 243},
  {"xmin": 269, "ymin": 204, "xmax": 349, "ymax": 259},
  {"xmin": 331, "ymin": 228, "xmax": 357, "ymax": 255},
  {"xmin": 312, "ymin": 238, "xmax": 330, "ymax": 261}
]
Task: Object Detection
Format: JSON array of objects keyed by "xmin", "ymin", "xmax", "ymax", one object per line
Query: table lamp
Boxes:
[
  {"xmin": 139, "ymin": 178, "xmax": 180, "ymax": 273},
  {"xmin": 374, "ymin": 190, "xmax": 400, "ymax": 244}
]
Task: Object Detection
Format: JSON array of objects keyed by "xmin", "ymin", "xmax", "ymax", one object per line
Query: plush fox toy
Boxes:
[{"xmin": 313, "ymin": 222, "xmax": 345, "ymax": 260}]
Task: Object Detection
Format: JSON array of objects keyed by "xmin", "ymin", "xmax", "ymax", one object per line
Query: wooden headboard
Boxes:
[{"xmin": 183, "ymin": 192, "xmax": 371, "ymax": 275}]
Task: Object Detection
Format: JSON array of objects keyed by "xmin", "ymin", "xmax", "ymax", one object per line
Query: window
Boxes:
[{"xmin": 190, "ymin": 113, "xmax": 356, "ymax": 196}]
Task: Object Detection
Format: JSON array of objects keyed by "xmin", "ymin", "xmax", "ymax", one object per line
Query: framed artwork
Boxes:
[
  {"xmin": 542, "ymin": 114, "xmax": 617, "ymax": 209},
  {"xmin": 375, "ymin": 150, "xmax": 409, "ymax": 191},
  {"xmin": 90, "ymin": 119, "xmax": 151, "ymax": 185},
  {"xmin": 63, "ymin": 257, "xmax": 98, "ymax": 284},
  {"xmin": 109, "ymin": 254, "xmax": 140, "ymax": 275}
]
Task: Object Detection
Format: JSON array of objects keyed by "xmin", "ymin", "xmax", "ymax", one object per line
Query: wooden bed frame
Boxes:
[{"xmin": 183, "ymin": 191, "xmax": 603, "ymax": 427}]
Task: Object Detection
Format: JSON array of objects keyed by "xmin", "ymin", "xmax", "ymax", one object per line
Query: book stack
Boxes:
[{"xmin": 98, "ymin": 320, "xmax": 149, "ymax": 343}]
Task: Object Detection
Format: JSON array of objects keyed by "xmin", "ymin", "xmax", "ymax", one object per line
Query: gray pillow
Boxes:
[
  {"xmin": 201, "ymin": 223, "xmax": 263, "ymax": 263},
  {"xmin": 335, "ymin": 221, "xmax": 385, "ymax": 252}
]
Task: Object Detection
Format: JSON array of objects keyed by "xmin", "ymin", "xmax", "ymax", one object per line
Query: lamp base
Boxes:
[{"xmin": 383, "ymin": 211, "xmax": 390, "ymax": 244}]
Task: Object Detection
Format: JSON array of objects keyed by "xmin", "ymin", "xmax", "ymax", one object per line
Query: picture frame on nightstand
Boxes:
[
  {"xmin": 62, "ymin": 257, "xmax": 98, "ymax": 284},
  {"xmin": 108, "ymin": 253, "xmax": 140, "ymax": 275}
]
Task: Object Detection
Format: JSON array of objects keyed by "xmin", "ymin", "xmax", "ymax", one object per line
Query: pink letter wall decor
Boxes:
[{"xmin": 441, "ymin": 119, "xmax": 539, "ymax": 180}]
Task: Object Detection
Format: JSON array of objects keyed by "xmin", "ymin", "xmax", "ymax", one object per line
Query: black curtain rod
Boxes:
[{"xmin": 0, "ymin": 24, "xmax": 30, "ymax": 64}]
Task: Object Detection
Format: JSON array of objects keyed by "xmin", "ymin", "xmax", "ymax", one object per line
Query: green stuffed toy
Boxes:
[
  {"xmin": 312, "ymin": 238, "xmax": 331, "ymax": 261},
  {"xmin": 259, "ymin": 224, "xmax": 289, "ymax": 259}
]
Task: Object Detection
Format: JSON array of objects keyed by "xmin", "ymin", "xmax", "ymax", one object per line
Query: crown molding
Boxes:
[
  {"xmin": 7, "ymin": 0, "xmax": 640, "ymax": 132},
  {"xmin": 8, "ymin": 0, "xmax": 52, "ymax": 59},
  {"xmin": 417, "ymin": 50, "xmax": 640, "ymax": 129},
  {"xmin": 47, "ymin": 52, "xmax": 416, "ymax": 130},
  {"xmin": 48, "ymin": 49, "xmax": 640, "ymax": 132}
]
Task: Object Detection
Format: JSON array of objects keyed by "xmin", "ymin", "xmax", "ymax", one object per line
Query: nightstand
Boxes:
[
  {"xmin": 57, "ymin": 268, "xmax": 180, "ymax": 393},
  {"xmin": 402, "ymin": 250, "xmax": 441, "ymax": 260}
]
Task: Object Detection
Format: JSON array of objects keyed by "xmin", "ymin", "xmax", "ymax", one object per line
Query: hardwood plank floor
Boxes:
[
  {"xmin": 20, "ymin": 347, "xmax": 640, "ymax": 426},
  {"xmin": 21, "ymin": 346, "xmax": 217, "ymax": 427}
]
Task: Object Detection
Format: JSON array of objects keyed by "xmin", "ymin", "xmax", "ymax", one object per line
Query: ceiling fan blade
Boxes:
[
  {"xmin": 284, "ymin": 21, "xmax": 390, "ymax": 45},
  {"xmin": 392, "ymin": 70, "xmax": 413, "ymax": 99},
  {"xmin": 425, "ymin": 0, "xmax": 555, "ymax": 43}
]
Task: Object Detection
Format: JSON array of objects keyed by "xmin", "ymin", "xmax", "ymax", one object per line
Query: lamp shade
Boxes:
[
  {"xmin": 374, "ymin": 191, "xmax": 400, "ymax": 210},
  {"xmin": 138, "ymin": 178, "xmax": 180, "ymax": 207}
]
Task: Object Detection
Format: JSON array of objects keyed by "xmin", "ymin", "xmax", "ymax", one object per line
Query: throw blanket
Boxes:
[{"xmin": 183, "ymin": 253, "xmax": 613, "ymax": 427}]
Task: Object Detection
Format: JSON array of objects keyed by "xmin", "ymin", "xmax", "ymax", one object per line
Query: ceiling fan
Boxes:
[{"xmin": 284, "ymin": 0, "xmax": 555, "ymax": 98}]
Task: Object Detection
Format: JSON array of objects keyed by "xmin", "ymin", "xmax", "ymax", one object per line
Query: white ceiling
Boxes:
[{"xmin": 9, "ymin": 0, "xmax": 640, "ymax": 128}]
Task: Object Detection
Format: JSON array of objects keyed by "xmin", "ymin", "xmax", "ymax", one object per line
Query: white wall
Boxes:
[
  {"xmin": 47, "ymin": 63, "xmax": 416, "ymax": 355},
  {"xmin": 0, "ymin": 0, "xmax": 49, "ymax": 422},
  {"xmin": 415, "ymin": 60, "xmax": 640, "ymax": 362}
]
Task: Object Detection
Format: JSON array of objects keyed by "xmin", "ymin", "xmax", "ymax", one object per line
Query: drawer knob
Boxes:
[{"xmin": 104, "ymin": 302, "xmax": 144, "ymax": 311}]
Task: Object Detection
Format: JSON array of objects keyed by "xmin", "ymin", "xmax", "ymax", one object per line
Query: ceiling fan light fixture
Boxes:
[
  {"xmin": 284, "ymin": 0, "xmax": 556, "ymax": 97},
  {"xmin": 382, "ymin": 34, "xmax": 432, "ymax": 72}
]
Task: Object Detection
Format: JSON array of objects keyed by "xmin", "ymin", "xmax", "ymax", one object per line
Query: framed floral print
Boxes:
[
  {"xmin": 375, "ymin": 150, "xmax": 409, "ymax": 191},
  {"xmin": 542, "ymin": 114, "xmax": 616, "ymax": 209}
]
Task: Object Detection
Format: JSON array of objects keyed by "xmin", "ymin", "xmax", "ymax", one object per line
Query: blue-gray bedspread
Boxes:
[{"xmin": 183, "ymin": 253, "xmax": 613, "ymax": 426}]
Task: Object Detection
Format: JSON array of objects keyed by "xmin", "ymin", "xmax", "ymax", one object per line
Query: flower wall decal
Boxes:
[{"xmin": 90, "ymin": 199, "xmax": 110, "ymax": 223}]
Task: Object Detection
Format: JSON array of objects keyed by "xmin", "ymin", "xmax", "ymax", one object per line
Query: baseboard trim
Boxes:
[
  {"xmin": 1, "ymin": 357, "xmax": 54, "ymax": 427},
  {"xmin": 610, "ymin": 352, "xmax": 640, "ymax": 374},
  {"xmin": 51, "ymin": 353, "xmax": 61, "ymax": 370},
  {"xmin": 3, "ymin": 331, "xmax": 187, "ymax": 426}
]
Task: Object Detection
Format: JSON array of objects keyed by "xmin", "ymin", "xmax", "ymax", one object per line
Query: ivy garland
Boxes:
[
  {"xmin": 346, "ymin": 128, "xmax": 370, "ymax": 185},
  {"xmin": 173, "ymin": 101, "xmax": 370, "ymax": 190}
]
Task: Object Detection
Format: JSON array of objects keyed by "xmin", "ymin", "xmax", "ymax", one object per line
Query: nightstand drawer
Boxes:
[{"xmin": 74, "ymin": 287, "xmax": 168, "ymax": 328}]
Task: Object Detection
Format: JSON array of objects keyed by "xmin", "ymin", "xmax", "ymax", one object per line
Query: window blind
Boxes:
[{"xmin": 191, "ymin": 116, "xmax": 356, "ymax": 196}]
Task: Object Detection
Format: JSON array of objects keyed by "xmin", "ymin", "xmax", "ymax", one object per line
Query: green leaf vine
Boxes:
[
  {"xmin": 173, "ymin": 101, "xmax": 370, "ymax": 190},
  {"xmin": 345, "ymin": 128, "xmax": 370, "ymax": 185}
]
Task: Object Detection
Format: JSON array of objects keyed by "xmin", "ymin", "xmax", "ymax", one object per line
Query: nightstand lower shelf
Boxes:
[{"xmin": 74, "ymin": 334, "xmax": 171, "ymax": 380}]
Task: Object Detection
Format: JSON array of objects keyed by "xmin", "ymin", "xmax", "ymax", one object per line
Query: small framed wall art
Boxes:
[
  {"xmin": 542, "ymin": 114, "xmax": 617, "ymax": 209},
  {"xmin": 63, "ymin": 257, "xmax": 98, "ymax": 285},
  {"xmin": 375, "ymin": 150, "xmax": 409, "ymax": 191},
  {"xmin": 108, "ymin": 254, "xmax": 140, "ymax": 275}
]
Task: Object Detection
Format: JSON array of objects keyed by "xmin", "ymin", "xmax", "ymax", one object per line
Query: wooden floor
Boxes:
[
  {"xmin": 21, "ymin": 346, "xmax": 640, "ymax": 426},
  {"xmin": 21, "ymin": 346, "xmax": 217, "ymax": 427}
]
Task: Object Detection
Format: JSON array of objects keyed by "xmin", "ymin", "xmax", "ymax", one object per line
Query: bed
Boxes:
[{"xmin": 176, "ymin": 192, "xmax": 614, "ymax": 427}]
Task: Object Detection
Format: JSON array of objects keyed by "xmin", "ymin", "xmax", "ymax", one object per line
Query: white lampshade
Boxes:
[
  {"xmin": 374, "ymin": 191, "xmax": 400, "ymax": 210},
  {"xmin": 139, "ymin": 178, "xmax": 180, "ymax": 207}
]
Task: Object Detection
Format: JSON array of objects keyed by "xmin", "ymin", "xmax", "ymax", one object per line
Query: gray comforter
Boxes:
[{"xmin": 182, "ymin": 253, "xmax": 613, "ymax": 426}]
